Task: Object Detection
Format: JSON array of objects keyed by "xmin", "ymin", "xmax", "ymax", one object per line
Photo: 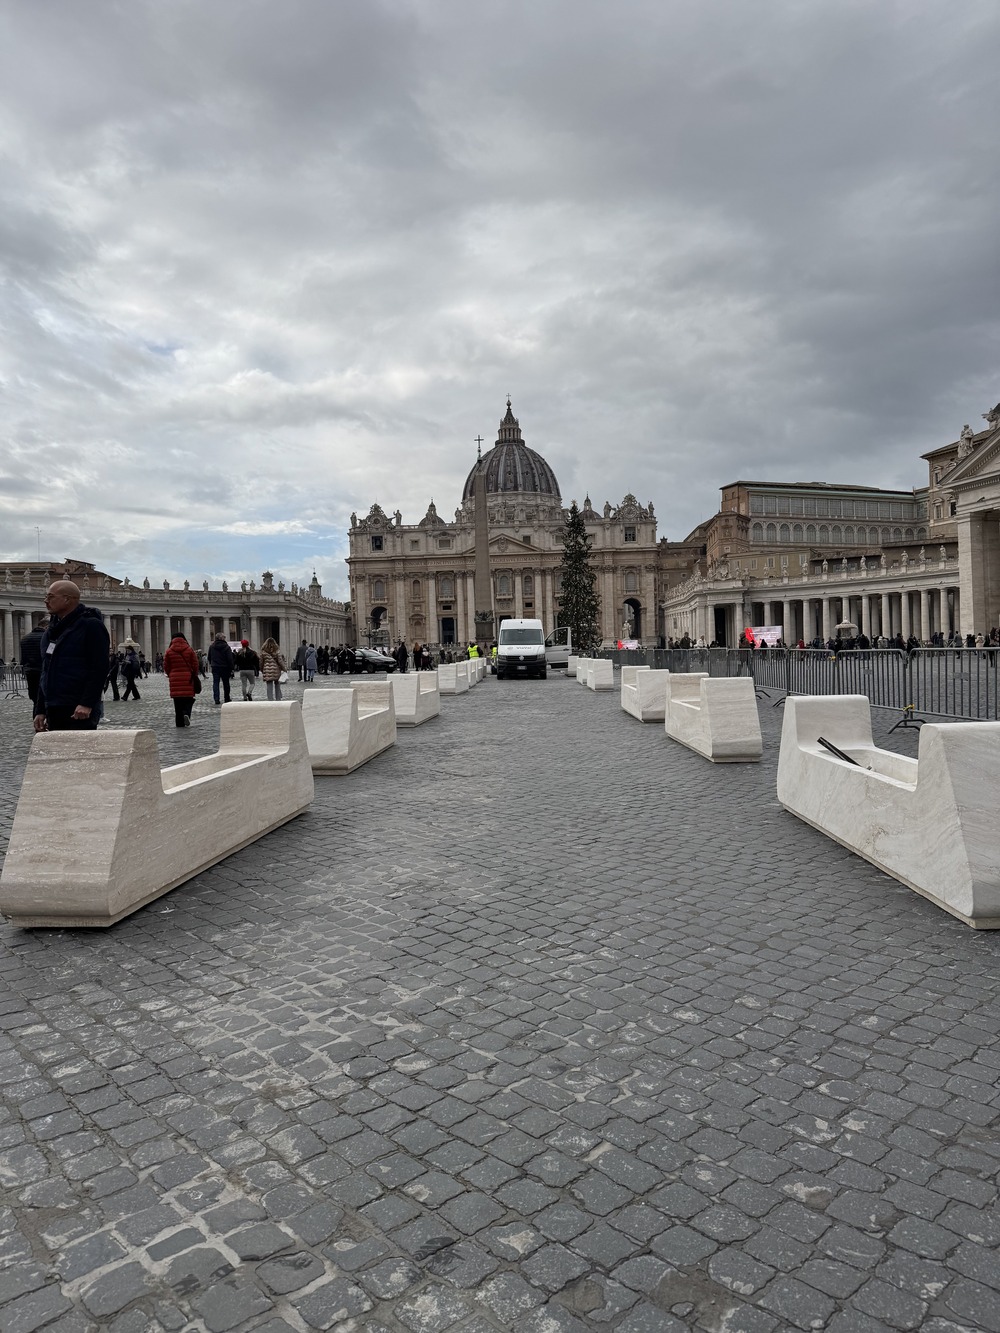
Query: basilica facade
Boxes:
[{"xmin": 347, "ymin": 400, "xmax": 661, "ymax": 648}]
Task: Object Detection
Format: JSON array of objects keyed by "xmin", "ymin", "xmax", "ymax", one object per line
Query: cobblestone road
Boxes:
[{"xmin": 1, "ymin": 672, "xmax": 998, "ymax": 1333}]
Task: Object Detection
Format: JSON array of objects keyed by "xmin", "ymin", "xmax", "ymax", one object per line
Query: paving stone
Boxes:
[
  {"xmin": 521, "ymin": 1243, "xmax": 591, "ymax": 1293},
  {"xmin": 192, "ymin": 1276, "xmax": 273, "ymax": 1332},
  {"xmin": 758, "ymin": 1274, "xmax": 837, "ymax": 1330},
  {"xmin": 79, "ymin": 1262, "xmax": 153, "ymax": 1318}
]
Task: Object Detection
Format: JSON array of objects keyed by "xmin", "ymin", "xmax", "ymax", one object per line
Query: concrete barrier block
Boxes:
[
  {"xmin": 621, "ymin": 668, "xmax": 671, "ymax": 722},
  {"xmin": 586, "ymin": 660, "xmax": 614, "ymax": 691},
  {"xmin": 567, "ymin": 655, "xmax": 579, "ymax": 677},
  {"xmin": 303, "ymin": 682, "xmax": 396, "ymax": 774},
  {"xmin": 0, "ymin": 703, "xmax": 314, "ymax": 929},
  {"xmin": 391, "ymin": 671, "xmax": 441, "ymax": 726},
  {"xmin": 665, "ymin": 674, "xmax": 761, "ymax": 762},
  {"xmin": 777, "ymin": 694, "xmax": 1000, "ymax": 928},
  {"xmin": 437, "ymin": 663, "xmax": 470, "ymax": 695}
]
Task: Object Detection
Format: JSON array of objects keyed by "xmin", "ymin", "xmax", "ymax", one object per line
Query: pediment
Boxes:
[
  {"xmin": 947, "ymin": 426, "xmax": 1000, "ymax": 488},
  {"xmin": 489, "ymin": 534, "xmax": 537, "ymax": 555}
]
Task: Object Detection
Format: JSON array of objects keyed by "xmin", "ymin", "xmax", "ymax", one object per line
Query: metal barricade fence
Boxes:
[
  {"xmin": 595, "ymin": 646, "xmax": 1000, "ymax": 720},
  {"xmin": 1, "ymin": 667, "xmax": 30, "ymax": 698}
]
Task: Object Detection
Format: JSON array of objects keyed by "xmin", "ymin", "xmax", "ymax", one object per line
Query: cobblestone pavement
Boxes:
[{"xmin": 1, "ymin": 672, "xmax": 998, "ymax": 1333}]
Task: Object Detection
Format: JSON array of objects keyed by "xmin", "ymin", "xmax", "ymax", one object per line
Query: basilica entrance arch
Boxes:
[{"xmin": 623, "ymin": 597, "xmax": 642, "ymax": 640}]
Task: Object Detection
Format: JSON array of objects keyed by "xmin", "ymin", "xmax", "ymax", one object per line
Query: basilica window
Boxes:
[
  {"xmin": 624, "ymin": 526, "xmax": 636, "ymax": 542},
  {"xmin": 832, "ymin": 526, "xmax": 842, "ymax": 544},
  {"xmin": 624, "ymin": 571, "xmax": 638, "ymax": 593},
  {"xmin": 411, "ymin": 579, "xmax": 421, "ymax": 598},
  {"xmin": 765, "ymin": 523, "xmax": 777, "ymax": 543},
  {"xmin": 779, "ymin": 524, "xmax": 790, "ymax": 543},
  {"xmin": 751, "ymin": 522, "xmax": 763, "ymax": 542},
  {"xmin": 806, "ymin": 524, "xmax": 816, "ymax": 543},
  {"xmin": 523, "ymin": 575, "xmax": 533, "ymax": 596},
  {"xmin": 410, "ymin": 540, "xmax": 419, "ymax": 550},
  {"xmin": 497, "ymin": 573, "xmax": 511, "ymax": 596},
  {"xmin": 437, "ymin": 538, "xmax": 452, "ymax": 550},
  {"xmin": 792, "ymin": 524, "xmax": 803, "ymax": 542},
  {"xmin": 439, "ymin": 575, "xmax": 454, "ymax": 598},
  {"xmin": 370, "ymin": 536, "xmax": 383, "ymax": 552},
  {"xmin": 373, "ymin": 579, "xmax": 386, "ymax": 600},
  {"xmin": 844, "ymin": 526, "xmax": 854, "ymax": 544},
  {"xmin": 818, "ymin": 525, "xmax": 829, "ymax": 543}
]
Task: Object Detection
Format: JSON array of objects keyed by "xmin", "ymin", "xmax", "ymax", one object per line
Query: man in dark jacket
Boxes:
[
  {"xmin": 33, "ymin": 583, "xmax": 110, "ymax": 732},
  {"xmin": 19, "ymin": 616, "xmax": 48, "ymax": 704},
  {"xmin": 207, "ymin": 633, "xmax": 234, "ymax": 704}
]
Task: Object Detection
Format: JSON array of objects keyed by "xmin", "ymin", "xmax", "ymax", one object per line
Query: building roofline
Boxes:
[{"xmin": 720, "ymin": 480, "xmax": 919, "ymax": 497}]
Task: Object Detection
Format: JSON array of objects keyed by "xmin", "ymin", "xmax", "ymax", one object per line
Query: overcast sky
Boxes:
[{"xmin": 2, "ymin": 1, "xmax": 998, "ymax": 599}]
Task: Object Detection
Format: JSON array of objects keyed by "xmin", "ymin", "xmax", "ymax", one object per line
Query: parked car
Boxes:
[{"xmin": 349, "ymin": 647, "xmax": 397, "ymax": 673}]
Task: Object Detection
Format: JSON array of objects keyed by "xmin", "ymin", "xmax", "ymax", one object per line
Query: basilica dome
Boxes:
[{"xmin": 461, "ymin": 400, "xmax": 561, "ymax": 504}]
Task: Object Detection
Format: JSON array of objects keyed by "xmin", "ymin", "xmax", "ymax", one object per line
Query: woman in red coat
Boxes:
[{"xmin": 163, "ymin": 633, "xmax": 200, "ymax": 728}]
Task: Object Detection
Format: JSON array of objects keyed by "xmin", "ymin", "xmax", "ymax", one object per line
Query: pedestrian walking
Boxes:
[
  {"xmin": 121, "ymin": 646, "xmax": 142, "ymax": 700},
  {"xmin": 234, "ymin": 639, "xmax": 260, "ymax": 700},
  {"xmin": 208, "ymin": 632, "xmax": 234, "ymax": 704},
  {"xmin": 305, "ymin": 643, "xmax": 318, "ymax": 681},
  {"xmin": 163, "ymin": 633, "xmax": 200, "ymax": 727},
  {"xmin": 293, "ymin": 639, "xmax": 308, "ymax": 681},
  {"xmin": 260, "ymin": 638, "xmax": 286, "ymax": 699}
]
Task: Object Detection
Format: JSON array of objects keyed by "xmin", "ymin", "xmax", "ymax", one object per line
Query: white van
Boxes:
[{"xmin": 496, "ymin": 618, "xmax": 547, "ymax": 680}]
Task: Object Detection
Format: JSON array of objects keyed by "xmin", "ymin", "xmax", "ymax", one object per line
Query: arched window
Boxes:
[
  {"xmin": 882, "ymin": 528, "xmax": 890, "ymax": 543},
  {"xmin": 893, "ymin": 527, "xmax": 902, "ymax": 542},
  {"xmin": 373, "ymin": 579, "xmax": 385, "ymax": 600},
  {"xmin": 844, "ymin": 526, "xmax": 854, "ymax": 545},
  {"xmin": 870, "ymin": 527, "xmax": 879, "ymax": 544},
  {"xmin": 806, "ymin": 524, "xmax": 816, "ymax": 543},
  {"xmin": 497, "ymin": 573, "xmax": 511, "ymax": 597},
  {"xmin": 793, "ymin": 524, "xmax": 803, "ymax": 542},
  {"xmin": 819, "ymin": 525, "xmax": 829, "ymax": 543},
  {"xmin": 411, "ymin": 579, "xmax": 421, "ymax": 598},
  {"xmin": 917, "ymin": 527, "xmax": 927, "ymax": 539},
  {"xmin": 523, "ymin": 575, "xmax": 533, "ymax": 596},
  {"xmin": 751, "ymin": 522, "xmax": 764, "ymax": 542},
  {"xmin": 904, "ymin": 528, "xmax": 914, "ymax": 540},
  {"xmin": 766, "ymin": 523, "xmax": 777, "ymax": 542},
  {"xmin": 439, "ymin": 575, "xmax": 454, "ymax": 599},
  {"xmin": 832, "ymin": 525, "xmax": 842, "ymax": 544},
  {"xmin": 779, "ymin": 523, "xmax": 790, "ymax": 543},
  {"xmin": 624, "ymin": 571, "xmax": 638, "ymax": 593}
]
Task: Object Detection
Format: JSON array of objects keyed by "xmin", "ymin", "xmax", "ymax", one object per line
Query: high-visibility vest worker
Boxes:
[{"xmin": 468, "ymin": 643, "xmax": 479, "ymax": 658}]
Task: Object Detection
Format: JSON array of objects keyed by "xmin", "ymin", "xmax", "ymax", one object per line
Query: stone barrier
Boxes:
[
  {"xmin": 437, "ymin": 663, "xmax": 470, "ymax": 695},
  {"xmin": 390, "ymin": 670, "xmax": 441, "ymax": 727},
  {"xmin": 586, "ymin": 660, "xmax": 614, "ymax": 691},
  {"xmin": 0, "ymin": 703, "xmax": 314, "ymax": 929},
  {"xmin": 776, "ymin": 694, "xmax": 1000, "ymax": 928},
  {"xmin": 576, "ymin": 657, "xmax": 591, "ymax": 684},
  {"xmin": 665, "ymin": 674, "xmax": 762, "ymax": 762},
  {"xmin": 567, "ymin": 655, "xmax": 579, "ymax": 677},
  {"xmin": 303, "ymin": 681, "xmax": 396, "ymax": 774},
  {"xmin": 621, "ymin": 667, "xmax": 671, "ymax": 722}
]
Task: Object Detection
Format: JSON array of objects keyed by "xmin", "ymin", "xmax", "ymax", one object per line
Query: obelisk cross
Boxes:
[{"xmin": 474, "ymin": 434, "xmax": 484, "ymax": 462}]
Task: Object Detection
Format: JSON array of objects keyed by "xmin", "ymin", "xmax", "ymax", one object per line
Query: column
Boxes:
[
  {"xmin": 881, "ymin": 593, "xmax": 891, "ymax": 639},
  {"xmin": 919, "ymin": 589, "xmax": 929, "ymax": 642},
  {"xmin": 456, "ymin": 574, "xmax": 466, "ymax": 643},
  {"xmin": 901, "ymin": 590, "xmax": 911, "ymax": 639},
  {"xmin": 861, "ymin": 594, "xmax": 871, "ymax": 639},
  {"xmin": 3, "ymin": 609, "xmax": 13, "ymax": 660},
  {"xmin": 426, "ymin": 574, "xmax": 437, "ymax": 645},
  {"xmin": 781, "ymin": 601, "xmax": 792, "ymax": 645},
  {"xmin": 821, "ymin": 598, "xmax": 832, "ymax": 642},
  {"xmin": 762, "ymin": 600, "xmax": 772, "ymax": 627},
  {"xmin": 140, "ymin": 616, "xmax": 152, "ymax": 659}
]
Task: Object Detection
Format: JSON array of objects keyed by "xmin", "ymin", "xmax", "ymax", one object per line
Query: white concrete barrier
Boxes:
[
  {"xmin": 576, "ymin": 657, "xmax": 592, "ymax": 684},
  {"xmin": 0, "ymin": 703, "xmax": 314, "ymax": 929},
  {"xmin": 586, "ymin": 659, "xmax": 614, "ymax": 691},
  {"xmin": 437, "ymin": 663, "xmax": 470, "ymax": 695},
  {"xmin": 777, "ymin": 695, "xmax": 1000, "ymax": 929},
  {"xmin": 567, "ymin": 655, "xmax": 579, "ymax": 677},
  {"xmin": 621, "ymin": 667, "xmax": 671, "ymax": 722},
  {"xmin": 391, "ymin": 671, "xmax": 441, "ymax": 727},
  {"xmin": 665, "ymin": 674, "xmax": 762, "ymax": 762},
  {"xmin": 303, "ymin": 681, "xmax": 396, "ymax": 774},
  {"xmin": 464, "ymin": 660, "xmax": 479, "ymax": 688}
]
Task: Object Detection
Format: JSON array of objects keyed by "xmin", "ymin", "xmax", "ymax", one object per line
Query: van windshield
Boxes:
[{"xmin": 500, "ymin": 628, "xmax": 544, "ymax": 645}]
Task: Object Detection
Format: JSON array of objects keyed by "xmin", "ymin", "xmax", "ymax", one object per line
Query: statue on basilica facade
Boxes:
[
  {"xmin": 958, "ymin": 423, "xmax": 975, "ymax": 458},
  {"xmin": 142, "ymin": 577, "xmax": 150, "ymax": 589}
]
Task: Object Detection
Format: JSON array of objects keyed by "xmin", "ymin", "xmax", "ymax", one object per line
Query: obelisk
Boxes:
[{"xmin": 472, "ymin": 440, "xmax": 493, "ymax": 650}]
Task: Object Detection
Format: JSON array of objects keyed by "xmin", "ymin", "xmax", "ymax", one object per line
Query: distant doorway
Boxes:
[
  {"xmin": 441, "ymin": 616, "xmax": 456, "ymax": 644},
  {"xmin": 714, "ymin": 607, "xmax": 728, "ymax": 646},
  {"xmin": 623, "ymin": 598, "xmax": 642, "ymax": 640}
]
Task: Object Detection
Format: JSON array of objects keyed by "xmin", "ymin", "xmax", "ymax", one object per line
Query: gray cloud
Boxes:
[{"xmin": 1, "ymin": 0, "xmax": 998, "ymax": 596}]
